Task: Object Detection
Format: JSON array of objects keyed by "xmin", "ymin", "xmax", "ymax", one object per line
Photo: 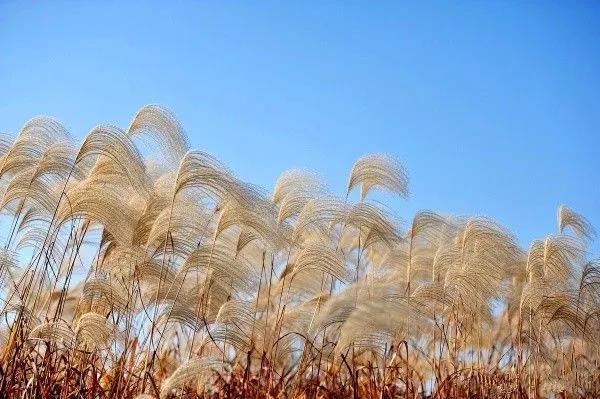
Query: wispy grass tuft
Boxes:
[{"xmin": 0, "ymin": 106, "xmax": 598, "ymax": 398}]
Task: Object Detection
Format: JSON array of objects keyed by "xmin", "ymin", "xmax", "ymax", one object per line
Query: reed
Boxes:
[{"xmin": 0, "ymin": 105, "xmax": 597, "ymax": 398}]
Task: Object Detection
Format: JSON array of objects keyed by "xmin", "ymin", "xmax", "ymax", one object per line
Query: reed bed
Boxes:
[{"xmin": 0, "ymin": 105, "xmax": 598, "ymax": 398}]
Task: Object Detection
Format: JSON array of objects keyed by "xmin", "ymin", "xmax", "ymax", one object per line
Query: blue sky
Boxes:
[{"xmin": 0, "ymin": 1, "xmax": 599, "ymax": 253}]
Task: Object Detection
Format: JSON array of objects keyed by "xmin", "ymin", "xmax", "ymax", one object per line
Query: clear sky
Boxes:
[{"xmin": 0, "ymin": 1, "xmax": 599, "ymax": 253}]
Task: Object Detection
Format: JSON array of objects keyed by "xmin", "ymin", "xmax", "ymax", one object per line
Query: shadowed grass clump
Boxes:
[{"xmin": 0, "ymin": 106, "xmax": 598, "ymax": 398}]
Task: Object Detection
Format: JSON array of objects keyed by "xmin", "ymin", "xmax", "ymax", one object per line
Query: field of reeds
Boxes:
[{"xmin": 0, "ymin": 105, "xmax": 597, "ymax": 398}]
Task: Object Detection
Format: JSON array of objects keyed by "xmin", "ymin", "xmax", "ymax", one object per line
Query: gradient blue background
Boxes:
[{"xmin": 1, "ymin": 2, "xmax": 599, "ymax": 253}]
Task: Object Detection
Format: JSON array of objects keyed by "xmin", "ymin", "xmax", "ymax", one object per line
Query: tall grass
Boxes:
[{"xmin": 0, "ymin": 105, "xmax": 598, "ymax": 398}]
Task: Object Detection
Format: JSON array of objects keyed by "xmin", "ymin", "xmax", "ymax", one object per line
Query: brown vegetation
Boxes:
[{"xmin": 0, "ymin": 105, "xmax": 598, "ymax": 398}]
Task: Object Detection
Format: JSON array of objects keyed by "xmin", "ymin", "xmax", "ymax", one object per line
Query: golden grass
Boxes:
[{"xmin": 0, "ymin": 105, "xmax": 597, "ymax": 398}]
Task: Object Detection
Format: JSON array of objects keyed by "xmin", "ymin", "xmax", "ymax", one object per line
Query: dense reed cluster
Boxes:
[{"xmin": 0, "ymin": 105, "xmax": 598, "ymax": 398}]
